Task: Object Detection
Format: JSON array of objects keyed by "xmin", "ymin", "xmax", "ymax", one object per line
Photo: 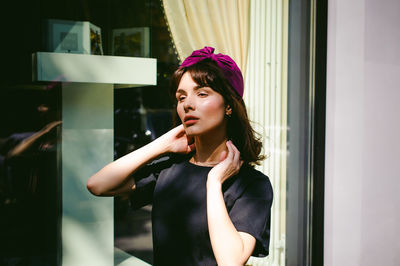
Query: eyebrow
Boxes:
[{"xmin": 176, "ymin": 85, "xmax": 204, "ymax": 94}]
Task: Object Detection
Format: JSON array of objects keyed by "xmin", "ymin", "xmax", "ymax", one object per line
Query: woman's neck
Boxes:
[{"xmin": 191, "ymin": 130, "xmax": 228, "ymax": 166}]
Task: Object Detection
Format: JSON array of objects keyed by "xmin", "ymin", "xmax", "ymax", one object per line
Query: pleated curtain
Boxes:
[
  {"xmin": 162, "ymin": 0, "xmax": 250, "ymax": 75},
  {"xmin": 163, "ymin": 1, "xmax": 288, "ymax": 265}
]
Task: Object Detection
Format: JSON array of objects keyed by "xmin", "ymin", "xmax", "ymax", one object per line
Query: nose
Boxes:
[{"xmin": 183, "ymin": 95, "xmax": 195, "ymax": 112}]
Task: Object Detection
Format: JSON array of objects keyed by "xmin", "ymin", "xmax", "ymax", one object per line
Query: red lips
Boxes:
[{"xmin": 184, "ymin": 115, "xmax": 199, "ymax": 125}]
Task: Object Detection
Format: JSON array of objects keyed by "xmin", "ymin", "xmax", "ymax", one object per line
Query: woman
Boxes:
[{"xmin": 87, "ymin": 46, "xmax": 273, "ymax": 266}]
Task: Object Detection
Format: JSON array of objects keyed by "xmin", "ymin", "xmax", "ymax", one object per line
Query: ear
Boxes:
[{"xmin": 225, "ymin": 105, "xmax": 232, "ymax": 116}]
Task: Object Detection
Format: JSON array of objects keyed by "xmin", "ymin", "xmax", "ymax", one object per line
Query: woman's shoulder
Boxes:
[
  {"xmin": 237, "ymin": 165, "xmax": 273, "ymax": 199},
  {"xmin": 223, "ymin": 164, "xmax": 273, "ymax": 212},
  {"xmin": 240, "ymin": 165, "xmax": 271, "ymax": 184}
]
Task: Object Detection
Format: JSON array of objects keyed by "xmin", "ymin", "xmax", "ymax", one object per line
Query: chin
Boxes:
[
  {"xmin": 184, "ymin": 124, "xmax": 221, "ymax": 137},
  {"xmin": 183, "ymin": 123, "xmax": 205, "ymax": 135},
  {"xmin": 183, "ymin": 126, "xmax": 200, "ymax": 136}
]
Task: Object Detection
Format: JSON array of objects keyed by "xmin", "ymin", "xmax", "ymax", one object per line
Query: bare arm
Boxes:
[
  {"xmin": 207, "ymin": 141, "xmax": 256, "ymax": 265},
  {"xmin": 86, "ymin": 125, "xmax": 195, "ymax": 196},
  {"xmin": 6, "ymin": 120, "xmax": 62, "ymax": 159}
]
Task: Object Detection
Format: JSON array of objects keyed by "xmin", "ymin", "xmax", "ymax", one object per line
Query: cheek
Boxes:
[
  {"xmin": 201, "ymin": 99, "xmax": 225, "ymax": 118},
  {"xmin": 176, "ymin": 105, "xmax": 184, "ymax": 121}
]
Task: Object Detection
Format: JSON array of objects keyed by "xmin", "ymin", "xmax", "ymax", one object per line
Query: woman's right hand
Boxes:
[
  {"xmin": 87, "ymin": 124, "xmax": 195, "ymax": 196},
  {"xmin": 158, "ymin": 124, "xmax": 196, "ymax": 154}
]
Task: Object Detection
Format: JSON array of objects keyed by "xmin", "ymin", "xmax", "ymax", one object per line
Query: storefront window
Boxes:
[
  {"xmin": 0, "ymin": 1, "xmax": 322, "ymax": 265},
  {"xmin": 0, "ymin": 0, "xmax": 177, "ymax": 265}
]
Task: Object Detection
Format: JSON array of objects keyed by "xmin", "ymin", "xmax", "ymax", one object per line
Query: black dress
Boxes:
[{"xmin": 130, "ymin": 154, "xmax": 273, "ymax": 266}]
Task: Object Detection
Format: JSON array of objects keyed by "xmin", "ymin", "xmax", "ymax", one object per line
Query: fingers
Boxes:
[
  {"xmin": 229, "ymin": 141, "xmax": 240, "ymax": 163},
  {"xmin": 174, "ymin": 124, "xmax": 186, "ymax": 136},
  {"xmin": 226, "ymin": 140, "xmax": 240, "ymax": 161},
  {"xmin": 226, "ymin": 140, "xmax": 242, "ymax": 171},
  {"xmin": 208, "ymin": 141, "xmax": 243, "ymax": 184},
  {"xmin": 225, "ymin": 140, "xmax": 235, "ymax": 161},
  {"xmin": 187, "ymin": 142, "xmax": 196, "ymax": 153},
  {"xmin": 185, "ymin": 132, "xmax": 195, "ymax": 153},
  {"xmin": 219, "ymin": 150, "xmax": 228, "ymax": 162}
]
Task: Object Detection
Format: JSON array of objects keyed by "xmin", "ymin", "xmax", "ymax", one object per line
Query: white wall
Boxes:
[{"xmin": 325, "ymin": 0, "xmax": 400, "ymax": 265}]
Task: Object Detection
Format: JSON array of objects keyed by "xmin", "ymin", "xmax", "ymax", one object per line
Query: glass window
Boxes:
[
  {"xmin": 0, "ymin": 1, "xmax": 323, "ymax": 265},
  {"xmin": 0, "ymin": 0, "xmax": 177, "ymax": 265}
]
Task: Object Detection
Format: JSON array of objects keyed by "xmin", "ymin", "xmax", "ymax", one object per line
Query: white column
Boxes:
[
  {"xmin": 61, "ymin": 82, "xmax": 114, "ymax": 266},
  {"xmin": 33, "ymin": 52, "xmax": 156, "ymax": 266}
]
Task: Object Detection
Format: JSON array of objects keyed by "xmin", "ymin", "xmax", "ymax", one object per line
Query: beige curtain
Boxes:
[
  {"xmin": 162, "ymin": 0, "xmax": 250, "ymax": 75},
  {"xmin": 244, "ymin": 0, "xmax": 289, "ymax": 264}
]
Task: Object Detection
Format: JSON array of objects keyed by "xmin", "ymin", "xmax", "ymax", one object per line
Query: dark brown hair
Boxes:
[{"xmin": 170, "ymin": 59, "xmax": 264, "ymax": 166}]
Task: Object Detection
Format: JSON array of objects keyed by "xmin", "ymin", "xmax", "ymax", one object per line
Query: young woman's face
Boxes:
[{"xmin": 176, "ymin": 72, "xmax": 227, "ymax": 136}]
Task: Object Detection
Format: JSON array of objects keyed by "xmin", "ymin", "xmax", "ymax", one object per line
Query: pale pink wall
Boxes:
[{"xmin": 325, "ymin": 0, "xmax": 400, "ymax": 265}]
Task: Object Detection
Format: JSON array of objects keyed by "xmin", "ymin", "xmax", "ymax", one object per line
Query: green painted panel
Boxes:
[
  {"xmin": 62, "ymin": 83, "xmax": 113, "ymax": 129},
  {"xmin": 62, "ymin": 83, "xmax": 114, "ymax": 266}
]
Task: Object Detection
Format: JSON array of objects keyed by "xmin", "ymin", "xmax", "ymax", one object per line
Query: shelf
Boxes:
[{"xmin": 32, "ymin": 52, "xmax": 157, "ymax": 86}]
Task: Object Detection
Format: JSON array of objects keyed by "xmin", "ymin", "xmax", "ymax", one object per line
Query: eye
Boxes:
[
  {"xmin": 177, "ymin": 95, "xmax": 186, "ymax": 102},
  {"xmin": 197, "ymin": 91, "xmax": 208, "ymax": 97}
]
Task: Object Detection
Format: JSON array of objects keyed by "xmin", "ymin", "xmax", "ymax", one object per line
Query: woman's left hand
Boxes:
[{"xmin": 207, "ymin": 140, "xmax": 243, "ymax": 187}]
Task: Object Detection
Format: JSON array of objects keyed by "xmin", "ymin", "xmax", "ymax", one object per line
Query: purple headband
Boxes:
[{"xmin": 179, "ymin": 46, "xmax": 244, "ymax": 98}]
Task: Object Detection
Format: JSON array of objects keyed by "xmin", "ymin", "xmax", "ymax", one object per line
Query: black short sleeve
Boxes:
[
  {"xmin": 228, "ymin": 175, "xmax": 273, "ymax": 257},
  {"xmin": 129, "ymin": 156, "xmax": 174, "ymax": 209}
]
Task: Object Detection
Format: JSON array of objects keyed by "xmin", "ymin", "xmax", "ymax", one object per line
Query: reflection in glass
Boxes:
[{"xmin": 0, "ymin": 85, "xmax": 61, "ymax": 266}]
